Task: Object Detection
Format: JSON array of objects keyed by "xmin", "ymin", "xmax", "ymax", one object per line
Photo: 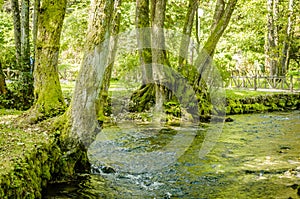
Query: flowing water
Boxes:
[{"xmin": 43, "ymin": 111, "xmax": 300, "ymax": 198}]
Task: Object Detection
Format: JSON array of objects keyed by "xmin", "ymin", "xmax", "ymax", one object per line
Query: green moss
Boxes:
[
  {"xmin": 226, "ymin": 91, "xmax": 299, "ymax": 115},
  {"xmin": 0, "ymin": 109, "xmax": 83, "ymax": 198}
]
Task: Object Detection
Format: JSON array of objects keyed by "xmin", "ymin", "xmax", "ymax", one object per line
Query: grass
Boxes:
[
  {"xmin": 225, "ymin": 88, "xmax": 289, "ymax": 99},
  {"xmin": 0, "ymin": 110, "xmax": 50, "ymax": 175}
]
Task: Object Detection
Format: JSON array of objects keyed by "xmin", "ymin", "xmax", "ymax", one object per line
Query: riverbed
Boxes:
[{"xmin": 43, "ymin": 110, "xmax": 300, "ymax": 198}]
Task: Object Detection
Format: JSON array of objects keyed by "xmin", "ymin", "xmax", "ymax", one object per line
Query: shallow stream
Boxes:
[{"xmin": 44, "ymin": 111, "xmax": 300, "ymax": 198}]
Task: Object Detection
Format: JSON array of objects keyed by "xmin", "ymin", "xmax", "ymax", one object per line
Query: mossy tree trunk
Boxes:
[
  {"xmin": 265, "ymin": 0, "xmax": 279, "ymax": 76},
  {"xmin": 151, "ymin": 0, "xmax": 170, "ymax": 122},
  {"xmin": 0, "ymin": 62, "xmax": 7, "ymax": 95},
  {"xmin": 280, "ymin": 0, "xmax": 294, "ymax": 75},
  {"xmin": 178, "ymin": 0, "xmax": 198, "ymax": 76},
  {"xmin": 26, "ymin": 0, "xmax": 67, "ymax": 123},
  {"xmin": 136, "ymin": 0, "xmax": 153, "ymax": 84},
  {"xmin": 53, "ymin": 0, "xmax": 119, "ymax": 179},
  {"xmin": 68, "ymin": 0, "xmax": 116, "ymax": 146},
  {"xmin": 32, "ymin": 0, "xmax": 40, "ymax": 61},
  {"xmin": 97, "ymin": 0, "xmax": 122, "ymax": 122},
  {"xmin": 11, "ymin": 0, "xmax": 21, "ymax": 67},
  {"xmin": 193, "ymin": 0, "xmax": 237, "ymax": 91}
]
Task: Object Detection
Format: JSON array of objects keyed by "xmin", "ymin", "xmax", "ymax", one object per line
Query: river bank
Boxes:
[
  {"xmin": 0, "ymin": 90, "xmax": 299, "ymax": 198},
  {"xmin": 226, "ymin": 89, "xmax": 300, "ymax": 115},
  {"xmin": 0, "ymin": 109, "xmax": 88, "ymax": 198}
]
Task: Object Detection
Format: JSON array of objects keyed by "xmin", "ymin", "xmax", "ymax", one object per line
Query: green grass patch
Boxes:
[
  {"xmin": 226, "ymin": 89, "xmax": 285, "ymax": 99},
  {"xmin": 0, "ymin": 110, "xmax": 49, "ymax": 175}
]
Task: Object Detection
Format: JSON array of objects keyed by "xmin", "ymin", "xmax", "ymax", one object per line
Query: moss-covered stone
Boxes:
[
  {"xmin": 226, "ymin": 92, "xmax": 300, "ymax": 115},
  {"xmin": 0, "ymin": 112, "xmax": 91, "ymax": 199}
]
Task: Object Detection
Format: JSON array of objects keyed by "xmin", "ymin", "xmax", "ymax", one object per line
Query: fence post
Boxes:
[{"xmin": 290, "ymin": 75, "xmax": 293, "ymax": 92}]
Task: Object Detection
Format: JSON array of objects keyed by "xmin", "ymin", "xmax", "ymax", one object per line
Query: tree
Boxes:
[
  {"xmin": 0, "ymin": 62, "xmax": 7, "ymax": 95},
  {"xmin": 11, "ymin": 0, "xmax": 21, "ymax": 67},
  {"xmin": 136, "ymin": 0, "xmax": 152, "ymax": 83},
  {"xmin": 10, "ymin": 0, "xmax": 34, "ymax": 109},
  {"xmin": 25, "ymin": 0, "xmax": 67, "ymax": 123},
  {"xmin": 279, "ymin": 0, "xmax": 294, "ymax": 75},
  {"xmin": 265, "ymin": 0, "xmax": 297, "ymax": 76},
  {"xmin": 32, "ymin": 0, "xmax": 40, "ymax": 61},
  {"xmin": 265, "ymin": 0, "xmax": 279, "ymax": 76},
  {"xmin": 178, "ymin": 0, "xmax": 198, "ymax": 75},
  {"xmin": 53, "ymin": 0, "xmax": 122, "ymax": 177},
  {"xmin": 97, "ymin": 0, "xmax": 122, "ymax": 121},
  {"xmin": 193, "ymin": 0, "xmax": 238, "ymax": 90}
]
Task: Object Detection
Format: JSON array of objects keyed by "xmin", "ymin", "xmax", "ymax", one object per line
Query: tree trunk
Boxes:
[
  {"xmin": 0, "ymin": 62, "xmax": 7, "ymax": 95},
  {"xmin": 21, "ymin": 0, "xmax": 30, "ymax": 69},
  {"xmin": 97, "ymin": 0, "xmax": 122, "ymax": 122},
  {"xmin": 52, "ymin": 1, "xmax": 117, "ymax": 179},
  {"xmin": 11, "ymin": 0, "xmax": 21, "ymax": 67},
  {"xmin": 265, "ymin": 0, "xmax": 279, "ymax": 76},
  {"xmin": 178, "ymin": 0, "xmax": 198, "ymax": 77},
  {"xmin": 194, "ymin": 0, "xmax": 237, "ymax": 82},
  {"xmin": 136, "ymin": 0, "xmax": 153, "ymax": 84},
  {"xmin": 32, "ymin": 0, "xmax": 40, "ymax": 63},
  {"xmin": 192, "ymin": 0, "xmax": 237, "ymax": 118},
  {"xmin": 69, "ymin": 0, "xmax": 115, "ymax": 147},
  {"xmin": 151, "ymin": 0, "xmax": 168, "ymax": 123},
  {"xmin": 26, "ymin": 0, "xmax": 67, "ymax": 123},
  {"xmin": 280, "ymin": 0, "xmax": 294, "ymax": 75}
]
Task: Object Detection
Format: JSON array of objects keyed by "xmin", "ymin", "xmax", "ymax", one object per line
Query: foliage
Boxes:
[
  {"xmin": 60, "ymin": 2, "xmax": 89, "ymax": 67},
  {"xmin": 0, "ymin": 10, "xmax": 16, "ymax": 68},
  {"xmin": 0, "ymin": 76, "xmax": 34, "ymax": 110}
]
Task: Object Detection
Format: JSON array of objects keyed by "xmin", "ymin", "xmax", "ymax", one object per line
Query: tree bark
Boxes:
[
  {"xmin": 194, "ymin": 0, "xmax": 237, "ymax": 81},
  {"xmin": 136, "ymin": 0, "xmax": 153, "ymax": 84},
  {"xmin": 26, "ymin": 0, "xmax": 67, "ymax": 123},
  {"xmin": 52, "ymin": 1, "xmax": 119, "ymax": 179},
  {"xmin": 280, "ymin": 0, "xmax": 294, "ymax": 75},
  {"xmin": 151, "ymin": 0, "xmax": 168, "ymax": 123},
  {"xmin": 265, "ymin": 0, "xmax": 279, "ymax": 76},
  {"xmin": 32, "ymin": 0, "xmax": 40, "ymax": 63},
  {"xmin": 97, "ymin": 0, "xmax": 122, "ymax": 121},
  {"xmin": 21, "ymin": 0, "xmax": 30, "ymax": 69},
  {"xmin": 178, "ymin": 0, "xmax": 198, "ymax": 76},
  {"xmin": 69, "ymin": 0, "xmax": 115, "ymax": 147},
  {"xmin": 0, "ymin": 62, "xmax": 7, "ymax": 95},
  {"xmin": 11, "ymin": 0, "xmax": 21, "ymax": 68}
]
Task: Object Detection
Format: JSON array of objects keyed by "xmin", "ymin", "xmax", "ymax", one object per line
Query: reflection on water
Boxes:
[{"xmin": 43, "ymin": 111, "xmax": 300, "ymax": 198}]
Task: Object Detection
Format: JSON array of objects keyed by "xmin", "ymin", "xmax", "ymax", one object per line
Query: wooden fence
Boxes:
[
  {"xmin": 229, "ymin": 75, "xmax": 300, "ymax": 92},
  {"xmin": 3, "ymin": 68, "xmax": 21, "ymax": 80}
]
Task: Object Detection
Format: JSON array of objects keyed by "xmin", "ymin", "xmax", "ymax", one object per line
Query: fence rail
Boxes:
[{"xmin": 229, "ymin": 75, "xmax": 300, "ymax": 92}]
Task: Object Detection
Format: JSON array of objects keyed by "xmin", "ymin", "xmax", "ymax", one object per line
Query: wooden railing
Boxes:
[
  {"xmin": 3, "ymin": 68, "xmax": 21, "ymax": 80},
  {"xmin": 229, "ymin": 75, "xmax": 300, "ymax": 92}
]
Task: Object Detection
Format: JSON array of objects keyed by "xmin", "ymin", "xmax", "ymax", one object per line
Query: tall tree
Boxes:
[
  {"xmin": 97, "ymin": 0, "xmax": 122, "ymax": 121},
  {"xmin": 0, "ymin": 62, "xmax": 7, "ymax": 95},
  {"xmin": 151, "ymin": 0, "xmax": 169, "ymax": 122},
  {"xmin": 11, "ymin": 0, "xmax": 21, "ymax": 67},
  {"xmin": 193, "ymin": 0, "xmax": 238, "ymax": 90},
  {"xmin": 178, "ymin": 0, "xmax": 198, "ymax": 75},
  {"xmin": 53, "ymin": 0, "xmax": 120, "ymax": 178},
  {"xmin": 26, "ymin": 0, "xmax": 67, "ymax": 123},
  {"xmin": 136, "ymin": 0, "xmax": 152, "ymax": 84},
  {"xmin": 280, "ymin": 0, "xmax": 294, "ymax": 75},
  {"xmin": 32, "ymin": 0, "xmax": 40, "ymax": 62},
  {"xmin": 20, "ymin": 0, "xmax": 30, "ymax": 68},
  {"xmin": 265, "ymin": 0, "xmax": 279, "ymax": 76},
  {"xmin": 68, "ymin": 0, "xmax": 115, "ymax": 146}
]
